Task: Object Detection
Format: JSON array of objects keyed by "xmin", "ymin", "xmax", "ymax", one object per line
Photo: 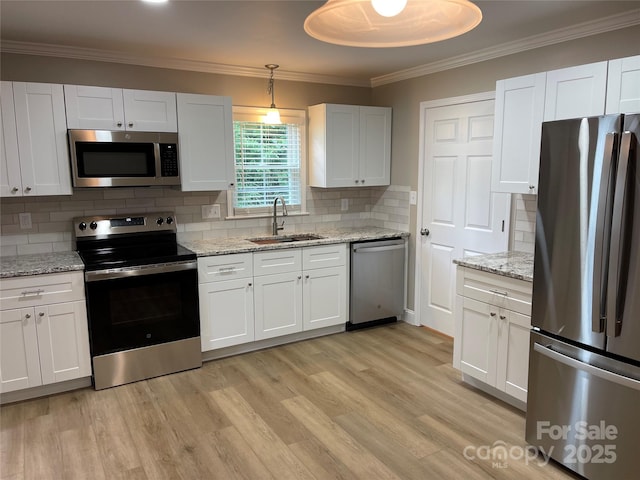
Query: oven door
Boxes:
[{"xmin": 84, "ymin": 261, "xmax": 199, "ymax": 357}]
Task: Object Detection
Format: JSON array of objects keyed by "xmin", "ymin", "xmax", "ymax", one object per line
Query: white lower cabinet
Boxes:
[
  {"xmin": 198, "ymin": 244, "xmax": 348, "ymax": 350},
  {"xmin": 0, "ymin": 272, "xmax": 91, "ymax": 394},
  {"xmin": 454, "ymin": 267, "xmax": 532, "ymax": 404}
]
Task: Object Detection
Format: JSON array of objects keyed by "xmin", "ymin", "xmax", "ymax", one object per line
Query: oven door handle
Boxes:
[{"xmin": 85, "ymin": 260, "xmax": 197, "ymax": 282}]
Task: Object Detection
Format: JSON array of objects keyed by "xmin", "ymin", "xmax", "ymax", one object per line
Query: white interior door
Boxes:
[{"xmin": 417, "ymin": 97, "xmax": 510, "ymax": 336}]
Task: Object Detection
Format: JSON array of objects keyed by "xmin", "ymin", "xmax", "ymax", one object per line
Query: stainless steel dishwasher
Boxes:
[{"xmin": 348, "ymin": 237, "xmax": 406, "ymax": 330}]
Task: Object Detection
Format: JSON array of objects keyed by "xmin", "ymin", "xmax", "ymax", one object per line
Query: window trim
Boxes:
[{"xmin": 226, "ymin": 106, "xmax": 307, "ymax": 219}]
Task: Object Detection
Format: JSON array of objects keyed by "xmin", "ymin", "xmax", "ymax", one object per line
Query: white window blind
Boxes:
[{"xmin": 230, "ymin": 107, "xmax": 306, "ymax": 216}]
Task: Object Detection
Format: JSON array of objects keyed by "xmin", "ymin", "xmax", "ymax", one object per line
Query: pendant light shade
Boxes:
[
  {"xmin": 263, "ymin": 64, "xmax": 281, "ymax": 124},
  {"xmin": 304, "ymin": 0, "xmax": 482, "ymax": 48}
]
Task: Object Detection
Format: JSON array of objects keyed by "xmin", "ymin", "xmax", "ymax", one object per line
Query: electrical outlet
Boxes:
[
  {"xmin": 19, "ymin": 212, "xmax": 32, "ymax": 229},
  {"xmin": 202, "ymin": 204, "xmax": 221, "ymax": 219},
  {"xmin": 341, "ymin": 198, "xmax": 349, "ymax": 211}
]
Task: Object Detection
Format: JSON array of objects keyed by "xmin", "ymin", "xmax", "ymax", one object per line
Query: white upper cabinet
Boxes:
[
  {"xmin": 492, "ymin": 56, "xmax": 638, "ymax": 194},
  {"xmin": 606, "ymin": 55, "xmax": 640, "ymax": 114},
  {"xmin": 1, "ymin": 81, "xmax": 71, "ymax": 197},
  {"xmin": 64, "ymin": 85, "xmax": 177, "ymax": 132},
  {"xmin": 176, "ymin": 93, "xmax": 234, "ymax": 191},
  {"xmin": 543, "ymin": 61, "xmax": 608, "ymax": 121},
  {"xmin": 308, "ymin": 103, "xmax": 391, "ymax": 188},
  {"xmin": 491, "ymin": 73, "xmax": 546, "ymax": 194}
]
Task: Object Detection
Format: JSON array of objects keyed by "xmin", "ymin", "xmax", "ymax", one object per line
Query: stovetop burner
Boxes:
[{"xmin": 73, "ymin": 212, "xmax": 195, "ymax": 270}]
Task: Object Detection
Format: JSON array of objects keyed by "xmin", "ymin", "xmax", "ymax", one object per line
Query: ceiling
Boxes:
[{"xmin": 1, "ymin": 0, "xmax": 639, "ymax": 87}]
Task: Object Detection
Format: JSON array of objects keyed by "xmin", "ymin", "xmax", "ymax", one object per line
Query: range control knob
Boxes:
[
  {"xmin": 89, "ymin": 221, "xmax": 98, "ymax": 230},
  {"xmin": 156, "ymin": 217, "xmax": 164, "ymax": 226},
  {"xmin": 78, "ymin": 222, "xmax": 87, "ymax": 231},
  {"xmin": 166, "ymin": 216, "xmax": 174, "ymax": 225}
]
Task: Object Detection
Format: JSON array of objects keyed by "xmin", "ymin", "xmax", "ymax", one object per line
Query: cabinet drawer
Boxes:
[
  {"xmin": 0, "ymin": 272, "xmax": 85, "ymax": 310},
  {"xmin": 456, "ymin": 268, "xmax": 532, "ymax": 316},
  {"xmin": 198, "ymin": 253, "xmax": 253, "ymax": 283},
  {"xmin": 253, "ymin": 249, "xmax": 301, "ymax": 276},
  {"xmin": 303, "ymin": 244, "xmax": 346, "ymax": 270}
]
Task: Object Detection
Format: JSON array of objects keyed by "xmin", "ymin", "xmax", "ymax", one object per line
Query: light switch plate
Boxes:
[
  {"xmin": 410, "ymin": 191, "xmax": 417, "ymax": 205},
  {"xmin": 202, "ymin": 204, "xmax": 221, "ymax": 219},
  {"xmin": 19, "ymin": 212, "xmax": 32, "ymax": 229}
]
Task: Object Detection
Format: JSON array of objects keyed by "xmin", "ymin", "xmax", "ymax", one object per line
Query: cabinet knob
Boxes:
[
  {"xmin": 298, "ymin": 275, "xmax": 302, "ymax": 280},
  {"xmin": 305, "ymin": 275, "xmax": 310, "ymax": 279},
  {"xmin": 229, "ymin": 183, "xmax": 234, "ymax": 187},
  {"xmin": 248, "ymin": 282, "xmax": 252, "ymax": 287},
  {"xmin": 361, "ymin": 179, "xmax": 365, "ymax": 184},
  {"xmin": 490, "ymin": 312, "xmax": 497, "ymax": 317},
  {"xmin": 25, "ymin": 313, "xmax": 31, "ymax": 319},
  {"xmin": 420, "ymin": 228, "xmax": 430, "ymax": 237},
  {"xmin": 355, "ymin": 180, "xmax": 359, "ymax": 184},
  {"xmin": 38, "ymin": 312, "xmax": 45, "ymax": 317},
  {"xmin": 529, "ymin": 185, "xmax": 535, "ymax": 190},
  {"xmin": 116, "ymin": 121, "xmax": 123, "ymax": 127},
  {"xmin": 128, "ymin": 122, "xmax": 134, "ymax": 128},
  {"xmin": 24, "ymin": 186, "xmax": 32, "ymax": 193},
  {"xmin": 499, "ymin": 315, "xmax": 506, "ymax": 320},
  {"xmin": 11, "ymin": 187, "xmax": 18, "ymax": 193}
]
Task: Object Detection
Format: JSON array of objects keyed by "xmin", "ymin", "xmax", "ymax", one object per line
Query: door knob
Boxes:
[{"xmin": 420, "ymin": 228, "xmax": 430, "ymax": 236}]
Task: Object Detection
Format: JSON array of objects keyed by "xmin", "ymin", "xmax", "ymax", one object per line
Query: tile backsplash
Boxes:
[
  {"xmin": 511, "ymin": 193, "xmax": 536, "ymax": 253},
  {"xmin": 0, "ymin": 185, "xmax": 411, "ymax": 256}
]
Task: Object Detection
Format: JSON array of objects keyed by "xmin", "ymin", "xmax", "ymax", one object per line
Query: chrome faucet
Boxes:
[{"xmin": 272, "ymin": 196, "xmax": 288, "ymax": 235}]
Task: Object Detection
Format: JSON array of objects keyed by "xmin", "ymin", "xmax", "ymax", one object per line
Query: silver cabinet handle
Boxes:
[
  {"xmin": 21, "ymin": 289, "xmax": 44, "ymax": 296},
  {"xmin": 490, "ymin": 289, "xmax": 508, "ymax": 297},
  {"xmin": 420, "ymin": 228, "xmax": 430, "ymax": 237},
  {"xmin": 218, "ymin": 266, "xmax": 236, "ymax": 274}
]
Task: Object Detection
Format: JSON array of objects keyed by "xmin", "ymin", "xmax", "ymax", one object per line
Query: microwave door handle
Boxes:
[
  {"xmin": 592, "ymin": 132, "xmax": 617, "ymax": 333},
  {"xmin": 606, "ymin": 131, "xmax": 634, "ymax": 338}
]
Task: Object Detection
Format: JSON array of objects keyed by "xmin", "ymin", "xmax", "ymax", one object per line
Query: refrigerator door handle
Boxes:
[
  {"xmin": 533, "ymin": 342, "xmax": 640, "ymax": 391},
  {"xmin": 592, "ymin": 132, "xmax": 618, "ymax": 333},
  {"xmin": 607, "ymin": 131, "xmax": 634, "ymax": 338}
]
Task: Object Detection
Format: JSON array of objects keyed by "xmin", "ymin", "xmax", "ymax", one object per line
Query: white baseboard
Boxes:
[{"xmin": 402, "ymin": 308, "xmax": 418, "ymax": 326}]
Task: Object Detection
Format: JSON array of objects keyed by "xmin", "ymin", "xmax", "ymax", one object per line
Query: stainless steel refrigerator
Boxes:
[{"xmin": 526, "ymin": 113, "xmax": 640, "ymax": 480}]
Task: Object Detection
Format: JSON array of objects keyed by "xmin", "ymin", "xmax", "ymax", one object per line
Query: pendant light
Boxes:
[
  {"xmin": 304, "ymin": 0, "xmax": 482, "ymax": 48},
  {"xmin": 264, "ymin": 64, "xmax": 282, "ymax": 125}
]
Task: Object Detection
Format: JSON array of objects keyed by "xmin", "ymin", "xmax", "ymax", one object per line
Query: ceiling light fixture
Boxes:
[
  {"xmin": 304, "ymin": 0, "xmax": 482, "ymax": 48},
  {"xmin": 264, "ymin": 64, "xmax": 281, "ymax": 125}
]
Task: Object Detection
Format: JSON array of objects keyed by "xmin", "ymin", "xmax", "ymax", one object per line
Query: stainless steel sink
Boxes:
[{"xmin": 247, "ymin": 234, "xmax": 325, "ymax": 245}]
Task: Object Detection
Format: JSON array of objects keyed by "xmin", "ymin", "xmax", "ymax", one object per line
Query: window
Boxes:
[{"xmin": 228, "ymin": 107, "xmax": 306, "ymax": 217}]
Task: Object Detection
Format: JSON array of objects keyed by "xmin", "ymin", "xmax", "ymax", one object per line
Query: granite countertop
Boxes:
[
  {"xmin": 180, "ymin": 227, "xmax": 409, "ymax": 256},
  {"xmin": 453, "ymin": 251, "xmax": 534, "ymax": 282},
  {"xmin": 0, "ymin": 251, "xmax": 85, "ymax": 279}
]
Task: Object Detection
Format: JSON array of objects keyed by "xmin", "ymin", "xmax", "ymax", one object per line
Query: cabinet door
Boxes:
[
  {"xmin": 491, "ymin": 73, "xmax": 546, "ymax": 194},
  {"xmin": 303, "ymin": 266, "xmax": 347, "ymax": 330},
  {"xmin": 0, "ymin": 81, "xmax": 22, "ymax": 197},
  {"xmin": 359, "ymin": 106, "xmax": 391, "ymax": 186},
  {"xmin": 606, "ymin": 55, "xmax": 640, "ymax": 114},
  {"xmin": 36, "ymin": 301, "xmax": 91, "ymax": 385},
  {"xmin": 0, "ymin": 308, "xmax": 42, "ymax": 393},
  {"xmin": 254, "ymin": 271, "xmax": 303, "ymax": 340},
  {"xmin": 496, "ymin": 310, "xmax": 531, "ymax": 403},
  {"xmin": 177, "ymin": 93, "xmax": 234, "ymax": 191},
  {"xmin": 122, "ymin": 89, "xmax": 177, "ymax": 132},
  {"xmin": 324, "ymin": 104, "xmax": 359, "ymax": 187},
  {"xmin": 13, "ymin": 82, "xmax": 71, "ymax": 196},
  {"xmin": 199, "ymin": 278, "xmax": 254, "ymax": 351},
  {"xmin": 457, "ymin": 296, "xmax": 498, "ymax": 386},
  {"xmin": 544, "ymin": 62, "xmax": 608, "ymax": 121},
  {"xmin": 64, "ymin": 85, "xmax": 125, "ymax": 130}
]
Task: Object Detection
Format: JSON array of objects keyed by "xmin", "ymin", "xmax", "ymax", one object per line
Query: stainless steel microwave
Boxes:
[{"xmin": 68, "ymin": 129, "xmax": 180, "ymax": 187}]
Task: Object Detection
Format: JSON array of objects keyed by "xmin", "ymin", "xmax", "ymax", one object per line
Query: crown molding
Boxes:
[
  {"xmin": 0, "ymin": 40, "xmax": 371, "ymax": 88},
  {"xmin": 371, "ymin": 9, "xmax": 640, "ymax": 87},
  {"xmin": 2, "ymin": 9, "xmax": 638, "ymax": 89}
]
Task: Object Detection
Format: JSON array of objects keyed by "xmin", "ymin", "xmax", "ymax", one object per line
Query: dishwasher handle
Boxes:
[{"xmin": 352, "ymin": 243, "xmax": 405, "ymax": 254}]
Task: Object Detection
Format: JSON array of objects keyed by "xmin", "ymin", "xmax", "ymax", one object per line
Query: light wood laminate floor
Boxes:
[{"xmin": 1, "ymin": 323, "xmax": 579, "ymax": 480}]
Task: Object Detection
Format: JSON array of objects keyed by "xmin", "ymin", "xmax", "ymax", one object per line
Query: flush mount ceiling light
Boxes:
[
  {"xmin": 263, "ymin": 64, "xmax": 282, "ymax": 125},
  {"xmin": 304, "ymin": 0, "xmax": 482, "ymax": 48}
]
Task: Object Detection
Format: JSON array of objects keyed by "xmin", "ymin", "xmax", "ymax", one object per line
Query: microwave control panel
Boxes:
[{"xmin": 160, "ymin": 144, "xmax": 179, "ymax": 177}]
